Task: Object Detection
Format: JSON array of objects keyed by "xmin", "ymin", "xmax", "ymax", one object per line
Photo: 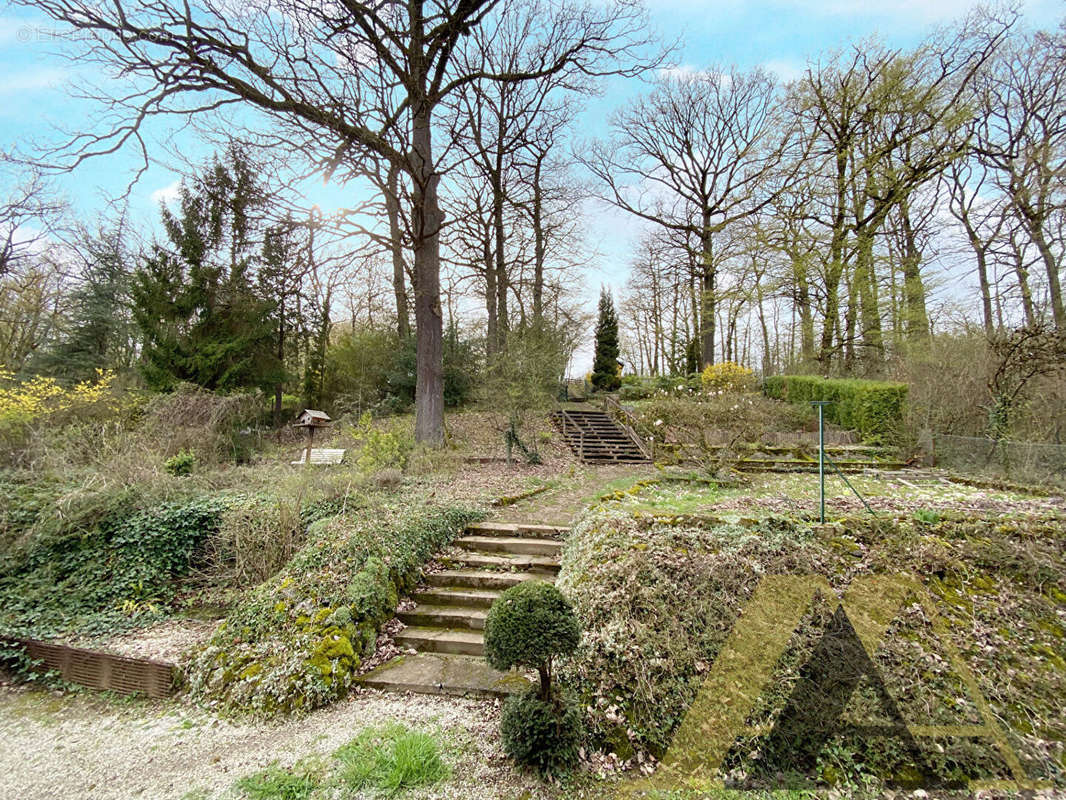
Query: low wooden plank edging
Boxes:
[{"xmin": 1, "ymin": 637, "xmax": 177, "ymax": 698}]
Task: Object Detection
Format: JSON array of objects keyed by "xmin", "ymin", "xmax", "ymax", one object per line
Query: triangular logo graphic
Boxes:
[{"xmin": 754, "ymin": 605, "xmax": 961, "ymax": 789}]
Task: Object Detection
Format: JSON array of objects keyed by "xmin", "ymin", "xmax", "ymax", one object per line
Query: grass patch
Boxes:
[
  {"xmin": 334, "ymin": 723, "xmax": 449, "ymax": 797},
  {"xmin": 235, "ymin": 761, "xmax": 321, "ymax": 800}
]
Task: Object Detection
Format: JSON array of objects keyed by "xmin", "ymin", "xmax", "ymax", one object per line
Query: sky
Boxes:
[{"xmin": 1, "ymin": 0, "xmax": 1063, "ymax": 349}]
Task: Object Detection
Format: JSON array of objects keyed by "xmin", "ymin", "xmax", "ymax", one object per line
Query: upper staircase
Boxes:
[{"xmin": 552, "ymin": 406, "xmax": 650, "ymax": 463}]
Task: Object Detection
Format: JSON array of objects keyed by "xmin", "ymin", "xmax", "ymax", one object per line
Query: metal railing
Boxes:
[
  {"xmin": 601, "ymin": 396, "xmax": 653, "ymax": 461},
  {"xmin": 555, "ymin": 407, "xmax": 586, "ymax": 461}
]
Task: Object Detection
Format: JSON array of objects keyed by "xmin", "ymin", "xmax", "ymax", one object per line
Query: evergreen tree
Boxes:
[
  {"xmin": 591, "ymin": 287, "xmax": 621, "ymax": 392},
  {"xmin": 132, "ymin": 147, "xmax": 282, "ymax": 392},
  {"xmin": 259, "ymin": 215, "xmax": 307, "ymax": 423},
  {"xmin": 36, "ymin": 221, "xmax": 137, "ymax": 380}
]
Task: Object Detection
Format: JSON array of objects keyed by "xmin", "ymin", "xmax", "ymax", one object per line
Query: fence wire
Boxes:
[{"xmin": 933, "ymin": 433, "xmax": 1066, "ymax": 487}]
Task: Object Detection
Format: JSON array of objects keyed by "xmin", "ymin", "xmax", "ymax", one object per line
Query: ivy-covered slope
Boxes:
[{"xmin": 185, "ymin": 497, "xmax": 482, "ymax": 713}]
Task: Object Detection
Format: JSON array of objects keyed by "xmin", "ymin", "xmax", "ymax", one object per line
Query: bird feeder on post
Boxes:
[{"xmin": 293, "ymin": 409, "xmax": 332, "ymax": 465}]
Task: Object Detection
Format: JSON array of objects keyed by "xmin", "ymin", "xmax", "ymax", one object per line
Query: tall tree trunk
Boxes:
[
  {"xmin": 791, "ymin": 253, "xmax": 815, "ymax": 363},
  {"xmin": 1009, "ymin": 231, "xmax": 1037, "ymax": 327},
  {"xmin": 483, "ymin": 220, "xmax": 498, "ymax": 357},
  {"xmin": 843, "ymin": 267, "xmax": 857, "ymax": 373},
  {"xmin": 386, "ymin": 164, "xmax": 410, "ymax": 339},
  {"xmin": 1025, "ymin": 215, "xmax": 1065, "ymax": 327},
  {"xmin": 854, "ymin": 228, "xmax": 883, "ymax": 366},
  {"xmin": 699, "ymin": 224, "xmax": 715, "ymax": 368},
  {"xmin": 899, "ymin": 199, "xmax": 930, "ymax": 341},
  {"xmin": 957, "ymin": 213, "xmax": 995, "ymax": 335},
  {"xmin": 531, "ymin": 156, "xmax": 545, "ymax": 324},
  {"xmin": 492, "ymin": 172, "xmax": 509, "ymax": 350},
  {"xmin": 411, "ymin": 98, "xmax": 444, "ymax": 445},
  {"xmin": 274, "ymin": 301, "xmax": 285, "ymax": 427},
  {"xmin": 819, "ymin": 149, "xmax": 849, "ymax": 366}
]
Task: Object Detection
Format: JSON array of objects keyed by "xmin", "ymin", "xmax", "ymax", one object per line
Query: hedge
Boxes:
[{"xmin": 763, "ymin": 374, "xmax": 907, "ymax": 444}]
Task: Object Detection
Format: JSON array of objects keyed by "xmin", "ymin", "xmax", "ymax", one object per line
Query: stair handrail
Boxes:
[
  {"xmin": 601, "ymin": 396, "xmax": 653, "ymax": 461},
  {"xmin": 556, "ymin": 406, "xmax": 586, "ymax": 461}
]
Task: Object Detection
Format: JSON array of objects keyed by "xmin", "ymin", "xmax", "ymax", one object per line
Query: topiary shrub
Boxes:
[
  {"xmin": 484, "ymin": 580, "xmax": 580, "ymax": 700},
  {"xmin": 484, "ymin": 580, "xmax": 584, "ymax": 776},
  {"xmin": 500, "ymin": 688, "xmax": 583, "ymax": 778}
]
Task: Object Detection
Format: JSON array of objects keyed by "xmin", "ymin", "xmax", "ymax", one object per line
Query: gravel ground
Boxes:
[
  {"xmin": 68, "ymin": 619, "xmax": 221, "ymax": 665},
  {"xmin": 0, "ymin": 687, "xmax": 578, "ymax": 800}
]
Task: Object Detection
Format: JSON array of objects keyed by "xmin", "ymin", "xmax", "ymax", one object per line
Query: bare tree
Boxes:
[
  {"xmin": 976, "ymin": 27, "xmax": 1066, "ymax": 327},
  {"xmin": 16, "ymin": 0, "xmax": 658, "ymax": 443},
  {"xmin": 584, "ymin": 66, "xmax": 793, "ymax": 366}
]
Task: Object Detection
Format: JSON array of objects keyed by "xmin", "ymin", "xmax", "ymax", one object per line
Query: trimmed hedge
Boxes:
[{"xmin": 763, "ymin": 374, "xmax": 907, "ymax": 444}]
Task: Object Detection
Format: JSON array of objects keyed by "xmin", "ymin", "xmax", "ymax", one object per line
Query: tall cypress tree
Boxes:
[
  {"xmin": 591, "ymin": 287, "xmax": 621, "ymax": 392},
  {"xmin": 132, "ymin": 147, "xmax": 283, "ymax": 392}
]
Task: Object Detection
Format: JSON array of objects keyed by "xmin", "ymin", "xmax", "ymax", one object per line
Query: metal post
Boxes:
[{"xmin": 811, "ymin": 401, "xmax": 831, "ymax": 523}]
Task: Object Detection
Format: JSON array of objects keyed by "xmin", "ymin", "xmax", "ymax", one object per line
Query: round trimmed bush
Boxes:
[
  {"xmin": 500, "ymin": 688, "xmax": 583, "ymax": 777},
  {"xmin": 484, "ymin": 580, "xmax": 580, "ymax": 692}
]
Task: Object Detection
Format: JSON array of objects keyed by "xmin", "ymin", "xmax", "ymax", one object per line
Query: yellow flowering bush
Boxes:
[
  {"xmin": 0, "ymin": 368, "xmax": 123, "ymax": 433},
  {"xmin": 700, "ymin": 361, "xmax": 758, "ymax": 394}
]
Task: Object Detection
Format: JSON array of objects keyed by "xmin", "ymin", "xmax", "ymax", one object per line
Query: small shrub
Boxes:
[
  {"xmin": 207, "ymin": 493, "xmax": 306, "ymax": 586},
  {"xmin": 701, "ymin": 361, "xmax": 757, "ymax": 394},
  {"xmin": 334, "ymin": 724, "xmax": 449, "ymax": 797},
  {"xmin": 164, "ymin": 449, "xmax": 198, "ymax": 476},
  {"xmin": 345, "ymin": 412, "xmax": 412, "ymax": 475},
  {"xmin": 484, "ymin": 580, "xmax": 580, "ymax": 699},
  {"xmin": 500, "ymin": 689, "xmax": 583, "ymax": 777}
]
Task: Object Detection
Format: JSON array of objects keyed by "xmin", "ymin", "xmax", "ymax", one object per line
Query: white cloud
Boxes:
[
  {"xmin": 0, "ymin": 67, "xmax": 66, "ymax": 95},
  {"xmin": 763, "ymin": 59, "xmax": 804, "ymax": 83},
  {"xmin": 150, "ymin": 180, "xmax": 181, "ymax": 206}
]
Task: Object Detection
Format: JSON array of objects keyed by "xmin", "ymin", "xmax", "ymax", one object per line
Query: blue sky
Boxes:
[{"xmin": 1, "ymin": 0, "xmax": 1063, "ymax": 298}]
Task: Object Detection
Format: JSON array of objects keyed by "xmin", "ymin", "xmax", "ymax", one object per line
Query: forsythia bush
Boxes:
[
  {"xmin": 700, "ymin": 362, "xmax": 757, "ymax": 394},
  {"xmin": 0, "ymin": 368, "xmax": 122, "ymax": 432}
]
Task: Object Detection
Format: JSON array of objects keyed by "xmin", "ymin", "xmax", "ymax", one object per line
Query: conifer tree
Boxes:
[
  {"xmin": 591, "ymin": 287, "xmax": 621, "ymax": 391},
  {"xmin": 132, "ymin": 147, "xmax": 282, "ymax": 392},
  {"xmin": 36, "ymin": 222, "xmax": 137, "ymax": 380}
]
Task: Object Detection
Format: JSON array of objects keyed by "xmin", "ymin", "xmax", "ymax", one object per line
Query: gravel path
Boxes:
[{"xmin": 0, "ymin": 687, "xmax": 562, "ymax": 800}]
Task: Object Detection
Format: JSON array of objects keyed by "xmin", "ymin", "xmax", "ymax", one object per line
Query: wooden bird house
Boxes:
[{"xmin": 294, "ymin": 409, "xmax": 332, "ymax": 464}]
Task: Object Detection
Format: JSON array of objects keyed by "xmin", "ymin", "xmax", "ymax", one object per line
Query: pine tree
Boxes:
[
  {"xmin": 591, "ymin": 287, "xmax": 621, "ymax": 392},
  {"xmin": 132, "ymin": 147, "xmax": 283, "ymax": 392}
]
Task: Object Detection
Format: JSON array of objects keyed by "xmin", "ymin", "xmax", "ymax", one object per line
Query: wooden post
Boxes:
[{"xmin": 305, "ymin": 426, "xmax": 314, "ymax": 465}]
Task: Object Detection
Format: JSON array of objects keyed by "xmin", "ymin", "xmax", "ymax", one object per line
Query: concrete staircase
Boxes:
[
  {"xmin": 359, "ymin": 521, "xmax": 566, "ymax": 698},
  {"xmin": 552, "ymin": 408, "xmax": 649, "ymax": 463}
]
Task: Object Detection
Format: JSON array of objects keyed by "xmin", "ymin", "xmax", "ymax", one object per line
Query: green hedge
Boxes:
[
  {"xmin": 186, "ymin": 501, "xmax": 483, "ymax": 713},
  {"xmin": 763, "ymin": 375, "xmax": 907, "ymax": 444}
]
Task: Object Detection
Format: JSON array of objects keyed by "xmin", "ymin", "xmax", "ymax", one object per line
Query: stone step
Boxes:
[
  {"xmin": 424, "ymin": 570, "xmax": 549, "ymax": 590},
  {"xmin": 456, "ymin": 535, "xmax": 562, "ymax": 557},
  {"xmin": 466, "ymin": 522, "xmax": 568, "ymax": 539},
  {"xmin": 358, "ymin": 653, "xmax": 529, "ymax": 698},
  {"xmin": 447, "ymin": 552, "xmax": 560, "ymax": 574},
  {"xmin": 398, "ymin": 605, "xmax": 487, "ymax": 630},
  {"xmin": 413, "ymin": 587, "xmax": 501, "ymax": 608},
  {"xmin": 395, "ymin": 626, "xmax": 484, "ymax": 656}
]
